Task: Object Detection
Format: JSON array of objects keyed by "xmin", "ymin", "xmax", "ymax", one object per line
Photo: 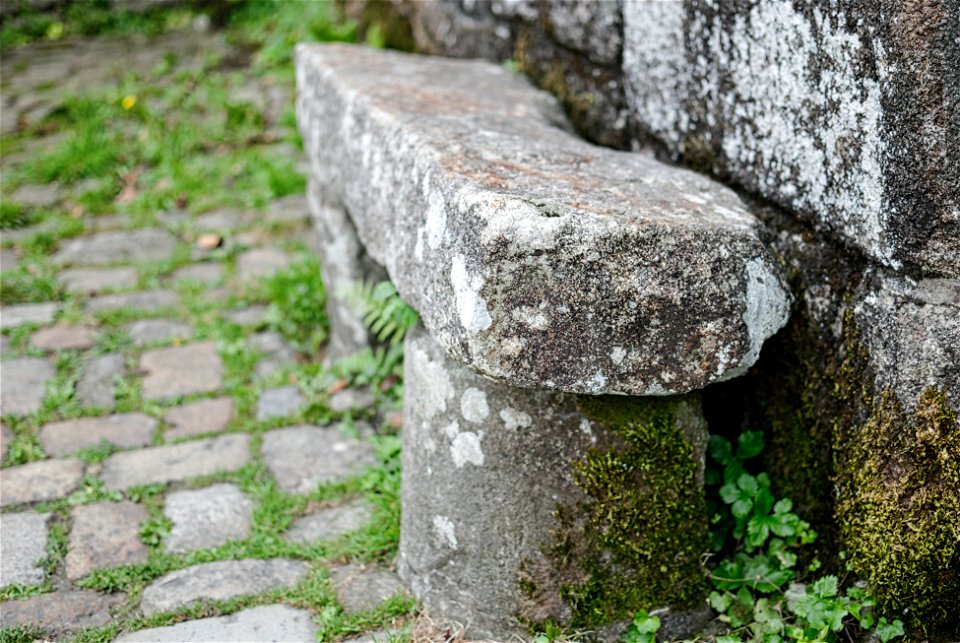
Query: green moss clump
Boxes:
[
  {"xmin": 835, "ymin": 386, "xmax": 960, "ymax": 632},
  {"xmin": 518, "ymin": 396, "xmax": 709, "ymax": 629}
]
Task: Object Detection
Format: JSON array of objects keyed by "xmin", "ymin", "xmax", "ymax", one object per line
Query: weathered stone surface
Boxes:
[
  {"xmin": 53, "ymin": 228, "xmax": 178, "ymax": 266},
  {"xmin": 66, "ymin": 500, "xmax": 149, "ymax": 579},
  {"xmin": 224, "ymin": 305, "xmax": 268, "ymax": 326},
  {"xmin": 0, "ymin": 357, "xmax": 54, "ymax": 416},
  {"xmin": 328, "ymin": 387, "xmax": 375, "ymax": 413},
  {"xmin": 285, "ymin": 498, "xmax": 373, "ymax": 544},
  {"xmin": 398, "ymin": 326, "xmax": 709, "ymax": 638},
  {"xmin": 140, "ymin": 559, "xmax": 310, "ymax": 615},
  {"xmin": 100, "ymin": 434, "xmax": 251, "ymax": 490},
  {"xmin": 0, "ymin": 458, "xmax": 84, "ymax": 506},
  {"xmin": 171, "ymin": 262, "xmax": 222, "ymax": 284},
  {"xmin": 261, "ymin": 425, "xmax": 376, "ymax": 494},
  {"xmin": 0, "ymin": 302, "xmax": 57, "ymax": 329},
  {"xmin": 250, "ymin": 330, "xmax": 298, "ymax": 379},
  {"xmin": 0, "ymin": 590, "xmax": 122, "ymax": 633},
  {"xmin": 163, "ymin": 483, "xmax": 254, "ymax": 553},
  {"xmin": 29, "ymin": 326, "xmax": 97, "ymax": 351},
  {"xmin": 126, "ymin": 318, "xmax": 193, "ymax": 347},
  {"xmin": 58, "ymin": 266, "xmax": 138, "ymax": 293},
  {"xmin": 543, "ymin": 0, "xmax": 622, "ymax": 66},
  {"xmin": 330, "ymin": 563, "xmax": 406, "ymax": 614},
  {"xmin": 164, "ymin": 396, "xmax": 234, "ymax": 440},
  {"xmin": 86, "ymin": 289, "xmax": 179, "ymax": 313},
  {"xmin": 39, "ymin": 412, "xmax": 157, "ymax": 458},
  {"xmin": 296, "ymin": 44, "xmax": 790, "ymax": 395},
  {"xmin": 76, "ymin": 353, "xmax": 124, "ymax": 408},
  {"xmin": 257, "ymin": 386, "xmax": 304, "ymax": 420},
  {"xmin": 621, "ymin": 2, "xmax": 959, "ymax": 277},
  {"xmin": 115, "ymin": 604, "xmax": 317, "ymax": 642},
  {"xmin": 0, "ymin": 512, "xmax": 49, "ymax": 588},
  {"xmin": 140, "ymin": 341, "xmax": 223, "ymax": 400},
  {"xmin": 235, "ymin": 248, "xmax": 290, "ymax": 281}
]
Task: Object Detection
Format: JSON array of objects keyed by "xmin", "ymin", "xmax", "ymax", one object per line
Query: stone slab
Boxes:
[
  {"xmin": 256, "ymin": 386, "xmax": 304, "ymax": 420},
  {"xmin": 58, "ymin": 266, "xmax": 138, "ymax": 293},
  {"xmin": 0, "ymin": 302, "xmax": 57, "ymax": 329},
  {"xmin": 76, "ymin": 353, "xmax": 124, "ymax": 408},
  {"xmin": 172, "ymin": 262, "xmax": 223, "ymax": 284},
  {"xmin": 163, "ymin": 483, "xmax": 254, "ymax": 553},
  {"xmin": 39, "ymin": 412, "xmax": 157, "ymax": 457},
  {"xmin": 251, "ymin": 331, "xmax": 298, "ymax": 379},
  {"xmin": 115, "ymin": 604, "xmax": 317, "ymax": 642},
  {"xmin": 140, "ymin": 558, "xmax": 310, "ymax": 615},
  {"xmin": 296, "ymin": 44, "xmax": 790, "ymax": 395},
  {"xmin": 235, "ymin": 248, "xmax": 290, "ymax": 282},
  {"xmin": 164, "ymin": 396, "xmax": 234, "ymax": 440},
  {"xmin": 100, "ymin": 434, "xmax": 250, "ymax": 490},
  {"xmin": 0, "ymin": 590, "xmax": 122, "ymax": 633},
  {"xmin": 140, "ymin": 341, "xmax": 223, "ymax": 400},
  {"xmin": 285, "ymin": 498, "xmax": 373, "ymax": 544},
  {"xmin": 86, "ymin": 289, "xmax": 179, "ymax": 313},
  {"xmin": 66, "ymin": 500, "xmax": 149, "ymax": 580},
  {"xmin": 29, "ymin": 326, "xmax": 97, "ymax": 351},
  {"xmin": 0, "ymin": 357, "xmax": 54, "ymax": 416},
  {"xmin": 53, "ymin": 228, "xmax": 178, "ymax": 266},
  {"xmin": 0, "ymin": 458, "xmax": 84, "ymax": 507},
  {"xmin": 330, "ymin": 563, "xmax": 406, "ymax": 614},
  {"xmin": 0, "ymin": 512, "xmax": 49, "ymax": 588},
  {"xmin": 329, "ymin": 388, "xmax": 375, "ymax": 413},
  {"xmin": 126, "ymin": 318, "xmax": 193, "ymax": 347},
  {"xmin": 10, "ymin": 183, "xmax": 60, "ymax": 207},
  {"xmin": 261, "ymin": 425, "xmax": 376, "ymax": 494}
]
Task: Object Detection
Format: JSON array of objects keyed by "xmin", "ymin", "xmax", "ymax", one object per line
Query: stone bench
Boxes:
[{"xmin": 296, "ymin": 43, "xmax": 790, "ymax": 639}]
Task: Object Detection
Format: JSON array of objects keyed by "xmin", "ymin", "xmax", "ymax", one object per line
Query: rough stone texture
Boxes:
[
  {"xmin": 296, "ymin": 44, "xmax": 790, "ymax": 395},
  {"xmin": 140, "ymin": 559, "xmax": 310, "ymax": 615},
  {"xmin": 0, "ymin": 511, "xmax": 49, "ymax": 588},
  {"xmin": 39, "ymin": 412, "xmax": 157, "ymax": 458},
  {"xmin": 57, "ymin": 266, "xmax": 138, "ymax": 293},
  {"xmin": 251, "ymin": 330, "xmax": 298, "ymax": 379},
  {"xmin": 126, "ymin": 318, "xmax": 193, "ymax": 347},
  {"xmin": 66, "ymin": 501, "xmax": 149, "ymax": 580},
  {"xmin": 331, "ymin": 563, "xmax": 406, "ymax": 614},
  {"xmin": 163, "ymin": 483, "xmax": 254, "ymax": 553},
  {"xmin": 164, "ymin": 396, "xmax": 234, "ymax": 440},
  {"xmin": 29, "ymin": 326, "xmax": 97, "ymax": 351},
  {"xmin": 76, "ymin": 353, "xmax": 124, "ymax": 408},
  {"xmin": 621, "ymin": 1, "xmax": 960, "ymax": 278},
  {"xmin": 0, "ymin": 302, "xmax": 57, "ymax": 329},
  {"xmin": 172, "ymin": 262, "xmax": 223, "ymax": 284},
  {"xmin": 235, "ymin": 247, "xmax": 291, "ymax": 281},
  {"xmin": 261, "ymin": 425, "xmax": 376, "ymax": 494},
  {"xmin": 398, "ymin": 326, "xmax": 709, "ymax": 638},
  {"xmin": 0, "ymin": 590, "xmax": 122, "ymax": 633},
  {"xmin": 0, "ymin": 458, "xmax": 85, "ymax": 507},
  {"xmin": 53, "ymin": 228, "xmax": 178, "ymax": 266},
  {"xmin": 0, "ymin": 357, "xmax": 54, "ymax": 416},
  {"xmin": 328, "ymin": 387, "xmax": 375, "ymax": 413},
  {"xmin": 100, "ymin": 434, "xmax": 251, "ymax": 491},
  {"xmin": 114, "ymin": 604, "xmax": 317, "ymax": 642},
  {"xmin": 86, "ymin": 289, "xmax": 179, "ymax": 313},
  {"xmin": 140, "ymin": 341, "xmax": 223, "ymax": 400},
  {"xmin": 285, "ymin": 498, "xmax": 373, "ymax": 544},
  {"xmin": 256, "ymin": 385, "xmax": 304, "ymax": 420}
]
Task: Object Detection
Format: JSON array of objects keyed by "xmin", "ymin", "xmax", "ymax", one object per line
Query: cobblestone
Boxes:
[
  {"xmin": 39, "ymin": 412, "xmax": 157, "ymax": 457},
  {"xmin": 140, "ymin": 341, "xmax": 223, "ymax": 400},
  {"xmin": 29, "ymin": 326, "xmax": 97, "ymax": 351},
  {"xmin": 53, "ymin": 228, "xmax": 178, "ymax": 265},
  {"xmin": 0, "ymin": 423, "xmax": 12, "ymax": 462},
  {"xmin": 329, "ymin": 387, "xmax": 376, "ymax": 413},
  {"xmin": 100, "ymin": 434, "xmax": 250, "ymax": 490},
  {"xmin": 236, "ymin": 247, "xmax": 290, "ymax": 281},
  {"xmin": 0, "ymin": 302, "xmax": 58, "ymax": 329},
  {"xmin": 115, "ymin": 604, "xmax": 317, "ymax": 642},
  {"xmin": 0, "ymin": 511, "xmax": 49, "ymax": 588},
  {"xmin": 86, "ymin": 289, "xmax": 179, "ymax": 313},
  {"xmin": 330, "ymin": 563, "xmax": 406, "ymax": 614},
  {"xmin": 286, "ymin": 498, "xmax": 373, "ymax": 544},
  {"xmin": 163, "ymin": 483, "xmax": 253, "ymax": 553},
  {"xmin": 66, "ymin": 501, "xmax": 149, "ymax": 580},
  {"xmin": 164, "ymin": 396, "xmax": 234, "ymax": 440},
  {"xmin": 0, "ymin": 357, "xmax": 54, "ymax": 416},
  {"xmin": 58, "ymin": 266, "xmax": 138, "ymax": 293},
  {"xmin": 0, "ymin": 458, "xmax": 85, "ymax": 506},
  {"xmin": 76, "ymin": 353, "xmax": 124, "ymax": 408},
  {"xmin": 262, "ymin": 425, "xmax": 376, "ymax": 494},
  {"xmin": 256, "ymin": 385, "xmax": 304, "ymax": 420},
  {"xmin": 172, "ymin": 262, "xmax": 222, "ymax": 284},
  {"xmin": 140, "ymin": 559, "xmax": 309, "ymax": 615},
  {"xmin": 0, "ymin": 590, "xmax": 122, "ymax": 633},
  {"xmin": 224, "ymin": 305, "xmax": 268, "ymax": 326},
  {"xmin": 126, "ymin": 318, "xmax": 193, "ymax": 347}
]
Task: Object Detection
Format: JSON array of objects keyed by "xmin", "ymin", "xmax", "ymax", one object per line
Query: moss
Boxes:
[{"xmin": 518, "ymin": 396, "xmax": 709, "ymax": 631}]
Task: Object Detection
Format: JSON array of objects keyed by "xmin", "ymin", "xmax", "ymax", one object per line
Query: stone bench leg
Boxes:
[
  {"xmin": 306, "ymin": 178, "xmax": 386, "ymax": 359},
  {"xmin": 399, "ymin": 325, "xmax": 712, "ymax": 640}
]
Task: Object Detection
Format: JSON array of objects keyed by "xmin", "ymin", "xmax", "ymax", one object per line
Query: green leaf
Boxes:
[
  {"xmin": 709, "ymin": 590, "xmax": 732, "ymax": 613},
  {"xmin": 737, "ymin": 473, "xmax": 759, "ymax": 496},
  {"xmin": 736, "ymin": 431, "xmax": 764, "ymax": 459},
  {"xmin": 710, "ymin": 435, "xmax": 735, "ymax": 465},
  {"xmin": 875, "ymin": 618, "xmax": 905, "ymax": 642}
]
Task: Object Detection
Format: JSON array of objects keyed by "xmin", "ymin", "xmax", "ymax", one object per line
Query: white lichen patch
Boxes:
[
  {"xmin": 722, "ymin": 257, "xmax": 791, "ymax": 380},
  {"xmin": 511, "ymin": 306, "xmax": 550, "ymax": 331},
  {"xmin": 610, "ymin": 346, "xmax": 627, "ymax": 365},
  {"xmin": 443, "ymin": 421, "xmax": 460, "ymax": 440},
  {"xmin": 460, "ymin": 387, "xmax": 490, "ymax": 423},
  {"xmin": 451, "ymin": 431, "xmax": 485, "ymax": 467},
  {"xmin": 579, "ymin": 418, "xmax": 597, "ymax": 443},
  {"xmin": 450, "ymin": 255, "xmax": 492, "ymax": 333},
  {"xmin": 409, "ymin": 347, "xmax": 455, "ymax": 420},
  {"xmin": 433, "ymin": 515, "xmax": 458, "ymax": 548},
  {"xmin": 424, "ymin": 173, "xmax": 447, "ymax": 251},
  {"xmin": 500, "ymin": 407, "xmax": 532, "ymax": 430}
]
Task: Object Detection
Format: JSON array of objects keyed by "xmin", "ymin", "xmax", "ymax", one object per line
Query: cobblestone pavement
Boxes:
[{"xmin": 1, "ymin": 21, "xmax": 409, "ymax": 643}]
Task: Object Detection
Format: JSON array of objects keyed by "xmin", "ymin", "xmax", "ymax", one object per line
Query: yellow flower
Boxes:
[{"xmin": 121, "ymin": 95, "xmax": 137, "ymax": 110}]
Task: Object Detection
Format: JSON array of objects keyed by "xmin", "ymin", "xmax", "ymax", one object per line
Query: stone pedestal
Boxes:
[{"xmin": 399, "ymin": 326, "xmax": 710, "ymax": 639}]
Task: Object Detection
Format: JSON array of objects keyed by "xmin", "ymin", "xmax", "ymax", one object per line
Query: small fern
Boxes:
[{"xmin": 343, "ymin": 280, "xmax": 419, "ymax": 346}]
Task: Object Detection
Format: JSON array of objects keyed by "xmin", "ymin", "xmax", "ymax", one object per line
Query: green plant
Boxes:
[
  {"xmin": 623, "ymin": 611, "xmax": 661, "ymax": 643},
  {"xmin": 261, "ymin": 254, "xmax": 329, "ymax": 355},
  {"xmin": 345, "ymin": 280, "xmax": 420, "ymax": 346}
]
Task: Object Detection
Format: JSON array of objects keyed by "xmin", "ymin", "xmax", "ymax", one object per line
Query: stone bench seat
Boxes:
[{"xmin": 296, "ymin": 43, "xmax": 790, "ymax": 396}]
